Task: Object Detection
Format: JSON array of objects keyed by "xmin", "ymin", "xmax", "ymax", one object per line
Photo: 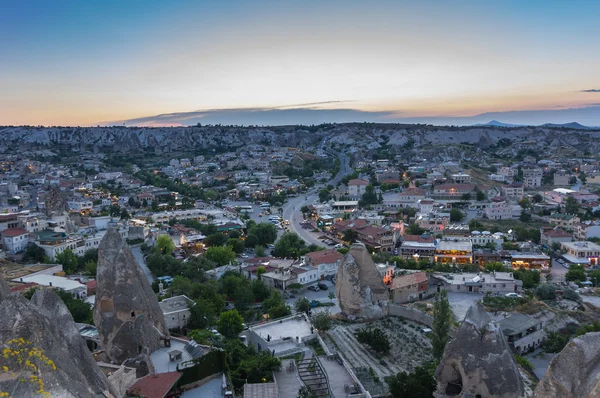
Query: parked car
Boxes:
[
  {"xmin": 505, "ymin": 293, "xmax": 522, "ymax": 298},
  {"xmin": 308, "ymin": 285, "xmax": 320, "ymax": 292},
  {"xmin": 317, "ymin": 283, "xmax": 328, "ymax": 290}
]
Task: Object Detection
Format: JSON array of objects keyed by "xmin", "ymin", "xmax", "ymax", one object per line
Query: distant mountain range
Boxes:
[{"xmin": 475, "ymin": 120, "xmax": 597, "ymax": 129}]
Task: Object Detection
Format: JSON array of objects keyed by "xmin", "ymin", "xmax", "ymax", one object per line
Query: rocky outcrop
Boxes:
[
  {"xmin": 533, "ymin": 332, "xmax": 600, "ymax": 398},
  {"xmin": 0, "ymin": 277, "xmax": 9, "ymax": 302},
  {"xmin": 336, "ymin": 243, "xmax": 388, "ymax": 318},
  {"xmin": 94, "ymin": 228, "xmax": 169, "ymax": 364},
  {"xmin": 435, "ymin": 303, "xmax": 525, "ymax": 398},
  {"xmin": 0, "ymin": 289, "xmax": 118, "ymax": 397}
]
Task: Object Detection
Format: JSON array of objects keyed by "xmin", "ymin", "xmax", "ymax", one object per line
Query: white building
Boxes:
[
  {"xmin": 501, "ymin": 184, "xmax": 524, "ymax": 198},
  {"xmin": 159, "ymin": 295, "xmax": 195, "ymax": 330},
  {"xmin": 451, "ymin": 173, "xmax": 472, "ymax": 184},
  {"xmin": 523, "ymin": 167, "xmax": 543, "ymax": 188},
  {"xmin": 485, "ymin": 201, "xmax": 513, "ymax": 220},
  {"xmin": 488, "ymin": 174, "xmax": 506, "ymax": 182},
  {"xmin": 1, "ymin": 227, "xmax": 29, "ymax": 254},
  {"xmin": 560, "ymin": 241, "xmax": 600, "ymax": 266},
  {"xmin": 68, "ymin": 200, "xmax": 94, "ymax": 212},
  {"xmin": 347, "ymin": 179, "xmax": 369, "ymax": 199},
  {"xmin": 13, "ymin": 274, "xmax": 87, "ymax": 299}
]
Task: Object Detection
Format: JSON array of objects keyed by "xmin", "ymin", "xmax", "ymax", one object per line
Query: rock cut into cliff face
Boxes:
[
  {"xmin": 435, "ymin": 303, "xmax": 525, "ymax": 398},
  {"xmin": 94, "ymin": 228, "xmax": 169, "ymax": 364},
  {"xmin": 0, "ymin": 289, "xmax": 118, "ymax": 397},
  {"xmin": 335, "ymin": 242, "xmax": 388, "ymax": 318},
  {"xmin": 533, "ymin": 332, "xmax": 600, "ymax": 398}
]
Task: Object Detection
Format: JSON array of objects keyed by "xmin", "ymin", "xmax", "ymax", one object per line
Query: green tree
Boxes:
[
  {"xmin": 476, "ymin": 189, "xmax": 486, "ymax": 201},
  {"xmin": 254, "ymin": 245, "xmax": 266, "ymax": 257},
  {"xmin": 55, "ymin": 249, "xmax": 79, "ymax": 274},
  {"xmin": 565, "ymin": 264, "xmax": 586, "ymax": 283},
  {"xmin": 248, "ymin": 223, "xmax": 278, "ymax": 246},
  {"xmin": 450, "ymin": 208, "xmax": 464, "ymax": 222},
  {"xmin": 343, "ymin": 229, "xmax": 358, "ymax": 243},
  {"xmin": 536, "ymin": 284, "xmax": 557, "ymax": 300},
  {"xmin": 484, "ymin": 262, "xmax": 506, "ymax": 272},
  {"xmin": 205, "ymin": 246, "xmax": 236, "ymax": 266},
  {"xmin": 217, "ymin": 309, "xmax": 244, "ymax": 338},
  {"xmin": 318, "ymin": 188, "xmax": 331, "ymax": 203},
  {"xmin": 256, "ymin": 266, "xmax": 267, "ymax": 279},
  {"xmin": 251, "ymin": 279, "xmax": 270, "ymax": 301},
  {"xmin": 156, "ymin": 234, "xmax": 175, "ymax": 255},
  {"xmin": 406, "ymin": 223, "xmax": 425, "ymax": 236},
  {"xmin": 56, "ymin": 289, "xmax": 93, "ymax": 323},
  {"xmin": 520, "ymin": 210, "xmax": 532, "ymax": 222},
  {"xmin": 565, "ymin": 196, "xmax": 580, "ymax": 214},
  {"xmin": 360, "ymin": 185, "xmax": 378, "ymax": 206},
  {"xmin": 532, "ymin": 193, "xmax": 543, "ymax": 203},
  {"xmin": 205, "ymin": 233, "xmax": 228, "ymax": 247},
  {"xmin": 513, "ymin": 268, "xmax": 541, "ymax": 289},
  {"xmin": 355, "ymin": 327, "xmax": 390, "ymax": 354},
  {"xmin": 233, "ymin": 285, "xmax": 255, "ymax": 312},
  {"xmin": 387, "ymin": 362, "xmax": 437, "ymax": 398},
  {"xmin": 328, "ymin": 291, "xmax": 335, "ymax": 301},
  {"xmin": 273, "ymin": 232, "xmax": 306, "ymax": 259},
  {"xmin": 227, "ymin": 238, "xmax": 245, "ymax": 254},
  {"xmin": 432, "ymin": 290, "xmax": 452, "ymax": 360},
  {"xmin": 295, "ymin": 297, "xmax": 310, "ymax": 314},
  {"xmin": 84, "ymin": 260, "xmax": 97, "ymax": 277},
  {"xmin": 460, "ymin": 193, "xmax": 472, "ymax": 201},
  {"xmin": 519, "ymin": 197, "xmax": 531, "ymax": 209},
  {"xmin": 23, "ymin": 244, "xmax": 46, "ymax": 263},
  {"xmin": 120, "ymin": 208, "xmax": 130, "ymax": 220},
  {"xmin": 312, "ymin": 310, "xmax": 332, "ymax": 331}
]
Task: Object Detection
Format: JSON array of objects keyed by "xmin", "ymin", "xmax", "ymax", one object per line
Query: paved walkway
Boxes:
[
  {"xmin": 274, "ymin": 359, "xmax": 302, "ymax": 398},
  {"xmin": 318, "ymin": 356, "xmax": 355, "ymax": 398}
]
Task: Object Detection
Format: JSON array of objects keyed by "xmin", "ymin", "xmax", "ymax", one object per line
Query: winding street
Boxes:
[{"xmin": 279, "ymin": 149, "xmax": 350, "ymax": 247}]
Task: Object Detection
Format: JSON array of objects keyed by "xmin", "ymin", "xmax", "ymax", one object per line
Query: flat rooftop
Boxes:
[
  {"xmin": 13, "ymin": 274, "xmax": 85, "ymax": 291},
  {"xmin": 250, "ymin": 315, "xmax": 314, "ymax": 353},
  {"xmin": 561, "ymin": 241, "xmax": 600, "ymax": 251},
  {"xmin": 436, "ymin": 239, "xmax": 473, "ymax": 252},
  {"xmin": 498, "ymin": 313, "xmax": 541, "ymax": 336},
  {"xmin": 159, "ymin": 295, "xmax": 193, "ymax": 314},
  {"xmin": 150, "ymin": 338, "xmax": 204, "ymax": 374}
]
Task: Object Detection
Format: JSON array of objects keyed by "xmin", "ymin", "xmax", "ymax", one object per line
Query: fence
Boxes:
[
  {"xmin": 177, "ymin": 350, "xmax": 226, "ymax": 386},
  {"xmin": 387, "ymin": 304, "xmax": 434, "ymax": 327}
]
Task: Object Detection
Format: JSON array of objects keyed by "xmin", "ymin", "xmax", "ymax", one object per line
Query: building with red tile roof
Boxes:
[{"xmin": 127, "ymin": 372, "xmax": 181, "ymax": 398}]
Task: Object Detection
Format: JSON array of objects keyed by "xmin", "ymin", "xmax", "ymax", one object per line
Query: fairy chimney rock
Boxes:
[
  {"xmin": 94, "ymin": 227, "xmax": 169, "ymax": 364},
  {"xmin": 435, "ymin": 302, "xmax": 526, "ymax": 398},
  {"xmin": 336, "ymin": 242, "xmax": 388, "ymax": 318},
  {"xmin": 533, "ymin": 332, "xmax": 600, "ymax": 398},
  {"xmin": 0, "ymin": 289, "xmax": 118, "ymax": 397}
]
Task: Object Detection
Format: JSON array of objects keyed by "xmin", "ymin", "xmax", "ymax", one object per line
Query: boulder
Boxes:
[
  {"xmin": 94, "ymin": 228, "xmax": 169, "ymax": 364},
  {"xmin": 435, "ymin": 303, "xmax": 525, "ymax": 398},
  {"xmin": 0, "ymin": 289, "xmax": 118, "ymax": 397},
  {"xmin": 533, "ymin": 332, "xmax": 600, "ymax": 398},
  {"xmin": 336, "ymin": 243, "xmax": 388, "ymax": 318}
]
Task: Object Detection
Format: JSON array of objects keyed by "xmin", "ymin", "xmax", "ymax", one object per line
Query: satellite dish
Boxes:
[{"xmin": 508, "ymin": 229, "xmax": 513, "ymax": 234}]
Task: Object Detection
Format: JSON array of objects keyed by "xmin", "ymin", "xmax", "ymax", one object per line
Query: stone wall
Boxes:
[{"xmin": 387, "ymin": 304, "xmax": 434, "ymax": 327}]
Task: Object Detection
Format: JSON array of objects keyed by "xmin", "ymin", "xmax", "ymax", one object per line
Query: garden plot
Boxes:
[{"xmin": 326, "ymin": 317, "xmax": 433, "ymax": 394}]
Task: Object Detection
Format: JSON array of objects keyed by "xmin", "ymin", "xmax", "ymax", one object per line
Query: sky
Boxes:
[{"xmin": 1, "ymin": 0, "xmax": 600, "ymax": 127}]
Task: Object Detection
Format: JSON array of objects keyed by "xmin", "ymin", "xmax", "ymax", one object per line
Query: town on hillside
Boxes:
[{"xmin": 2, "ymin": 125, "xmax": 600, "ymax": 398}]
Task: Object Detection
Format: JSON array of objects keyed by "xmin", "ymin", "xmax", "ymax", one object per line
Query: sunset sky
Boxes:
[{"xmin": 1, "ymin": 0, "xmax": 600, "ymax": 126}]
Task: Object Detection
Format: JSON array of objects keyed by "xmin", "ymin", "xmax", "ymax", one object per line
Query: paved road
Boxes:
[
  {"xmin": 131, "ymin": 245, "xmax": 154, "ymax": 283},
  {"xmin": 281, "ymin": 192, "xmax": 324, "ymax": 246}
]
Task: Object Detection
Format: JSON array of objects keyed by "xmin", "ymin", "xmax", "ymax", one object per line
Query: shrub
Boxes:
[
  {"xmin": 514, "ymin": 354, "xmax": 534, "ymax": 370},
  {"xmin": 355, "ymin": 327, "xmax": 390, "ymax": 354},
  {"xmin": 536, "ymin": 284, "xmax": 556, "ymax": 300}
]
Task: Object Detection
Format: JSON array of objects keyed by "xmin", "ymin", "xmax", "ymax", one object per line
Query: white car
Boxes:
[{"xmin": 505, "ymin": 293, "xmax": 522, "ymax": 298}]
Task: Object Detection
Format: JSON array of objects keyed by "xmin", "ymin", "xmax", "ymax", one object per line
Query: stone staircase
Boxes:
[{"xmin": 297, "ymin": 357, "xmax": 331, "ymax": 397}]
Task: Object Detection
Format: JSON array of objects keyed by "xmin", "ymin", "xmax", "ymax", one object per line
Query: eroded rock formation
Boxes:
[
  {"xmin": 0, "ymin": 277, "xmax": 9, "ymax": 302},
  {"xmin": 336, "ymin": 242, "xmax": 388, "ymax": 318},
  {"xmin": 94, "ymin": 228, "xmax": 169, "ymax": 364},
  {"xmin": 0, "ymin": 289, "xmax": 118, "ymax": 397},
  {"xmin": 435, "ymin": 303, "xmax": 525, "ymax": 398},
  {"xmin": 533, "ymin": 332, "xmax": 600, "ymax": 398}
]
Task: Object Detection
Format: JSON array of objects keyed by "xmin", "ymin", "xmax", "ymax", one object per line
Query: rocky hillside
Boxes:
[{"xmin": 1, "ymin": 123, "xmax": 600, "ymax": 157}]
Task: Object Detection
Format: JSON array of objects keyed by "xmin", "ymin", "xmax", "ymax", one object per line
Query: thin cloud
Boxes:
[{"xmin": 581, "ymin": 89, "xmax": 600, "ymax": 93}]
